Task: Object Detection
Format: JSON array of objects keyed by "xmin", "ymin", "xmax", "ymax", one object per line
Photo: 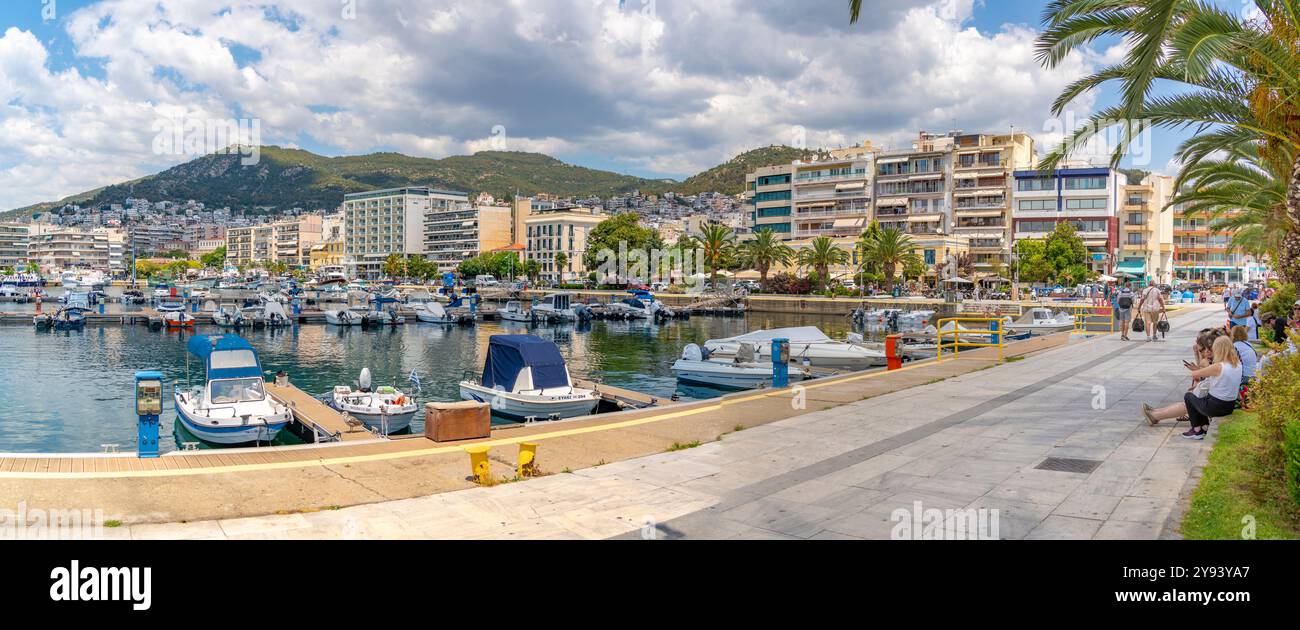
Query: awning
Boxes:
[
  {"xmin": 908, "ymin": 215, "xmax": 940, "ymax": 223},
  {"xmin": 955, "ymin": 209, "xmax": 1004, "ymax": 217},
  {"xmin": 909, "ymin": 173, "xmax": 943, "ymax": 181},
  {"xmin": 836, "ymin": 182, "xmax": 866, "ymax": 190},
  {"xmin": 954, "ymin": 189, "xmax": 1005, "ymax": 197},
  {"xmin": 833, "ymin": 218, "xmax": 866, "ymax": 229},
  {"xmin": 877, "ymin": 197, "xmax": 909, "ymax": 206},
  {"xmin": 797, "ymin": 201, "xmax": 835, "ymax": 208},
  {"xmin": 1115, "ymin": 261, "xmax": 1147, "ymax": 274},
  {"xmin": 877, "ymin": 157, "xmax": 908, "ymax": 164}
]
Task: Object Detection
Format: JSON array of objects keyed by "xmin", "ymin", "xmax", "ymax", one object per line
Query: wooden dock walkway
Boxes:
[
  {"xmin": 573, "ymin": 378, "xmax": 679, "ymax": 411},
  {"xmin": 266, "ymin": 382, "xmax": 376, "ymax": 442}
]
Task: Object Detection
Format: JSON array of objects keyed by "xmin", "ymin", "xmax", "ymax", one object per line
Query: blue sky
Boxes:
[{"xmin": 0, "ymin": 0, "xmax": 1229, "ymax": 208}]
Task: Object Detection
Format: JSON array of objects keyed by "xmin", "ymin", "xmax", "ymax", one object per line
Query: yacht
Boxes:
[
  {"xmin": 176, "ymin": 335, "xmax": 291, "ymax": 445},
  {"xmin": 459, "ymin": 335, "xmax": 599, "ymax": 420}
]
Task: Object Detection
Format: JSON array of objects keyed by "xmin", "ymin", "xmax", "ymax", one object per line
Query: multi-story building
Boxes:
[
  {"xmin": 524, "ymin": 207, "xmax": 605, "ymax": 283},
  {"xmin": 309, "ymin": 239, "xmax": 346, "ymax": 271},
  {"xmin": 874, "ymin": 134, "xmax": 952, "ymax": 241},
  {"xmin": 128, "ymin": 223, "xmax": 186, "ymax": 256},
  {"xmin": 1117, "ymin": 175, "xmax": 1176, "ymax": 285},
  {"xmin": 343, "ymin": 187, "xmax": 468, "ymax": 278},
  {"xmin": 949, "ymin": 132, "xmax": 1036, "ymax": 273},
  {"xmin": 1173, "ymin": 209, "xmax": 1250, "ymax": 284},
  {"xmin": 1012, "ymin": 166, "xmax": 1123, "ymax": 275},
  {"xmin": 745, "ymin": 164, "xmax": 795, "ymax": 237},
  {"xmin": 28, "ymin": 228, "xmax": 124, "ymax": 273},
  {"xmin": 790, "ymin": 145, "xmax": 875, "ymax": 240},
  {"xmin": 226, "ymin": 215, "xmax": 323, "ymax": 269},
  {"xmin": 423, "ymin": 203, "xmax": 513, "ymax": 273},
  {"xmin": 0, "ymin": 223, "xmax": 30, "ymax": 269}
]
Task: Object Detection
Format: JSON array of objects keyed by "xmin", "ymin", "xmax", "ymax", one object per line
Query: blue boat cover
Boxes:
[
  {"xmin": 186, "ymin": 334, "xmax": 264, "ymax": 381},
  {"xmin": 482, "ymin": 335, "xmax": 568, "ymax": 391}
]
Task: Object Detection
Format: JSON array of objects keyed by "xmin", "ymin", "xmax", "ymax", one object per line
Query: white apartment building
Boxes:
[
  {"xmin": 343, "ymin": 187, "xmax": 468, "ymax": 279},
  {"xmin": 28, "ymin": 228, "xmax": 125, "ymax": 273},
  {"xmin": 226, "ymin": 214, "xmax": 323, "ymax": 269},
  {"xmin": 1118, "ymin": 175, "xmax": 1176, "ymax": 285},
  {"xmin": 791, "ymin": 145, "xmax": 875, "ymax": 240},
  {"xmin": 0, "ymin": 223, "xmax": 29, "ymax": 269},
  {"xmin": 525, "ymin": 207, "xmax": 605, "ymax": 283}
]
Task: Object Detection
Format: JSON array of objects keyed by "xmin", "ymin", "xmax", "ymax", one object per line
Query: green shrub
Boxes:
[
  {"xmin": 1253, "ymin": 346, "xmax": 1300, "ymax": 468},
  {"xmin": 1260, "ymin": 284, "xmax": 1296, "ymax": 319},
  {"xmin": 1283, "ymin": 420, "xmax": 1300, "ymax": 505}
]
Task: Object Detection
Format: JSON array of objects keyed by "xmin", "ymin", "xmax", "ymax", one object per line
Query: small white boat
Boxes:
[
  {"xmin": 459, "ymin": 334, "xmax": 599, "ymax": 421},
  {"xmin": 671, "ymin": 343, "xmax": 809, "ymax": 390},
  {"xmin": 413, "ymin": 301, "xmax": 473, "ymax": 325},
  {"xmin": 604, "ymin": 297, "xmax": 652, "ymax": 320},
  {"xmin": 498, "ymin": 300, "xmax": 533, "ymax": 323},
  {"xmin": 212, "ymin": 305, "xmax": 245, "ymax": 328},
  {"xmin": 325, "ymin": 308, "xmax": 365, "ymax": 326},
  {"xmin": 366, "ymin": 296, "xmax": 405, "ymax": 326},
  {"xmin": 329, "ymin": 369, "xmax": 419, "ymax": 435},
  {"xmin": 175, "ymin": 334, "xmax": 291, "ymax": 445},
  {"xmin": 705, "ymin": 326, "xmax": 885, "ymax": 370},
  {"xmin": 1007, "ymin": 308, "xmax": 1075, "ymax": 334},
  {"xmin": 157, "ymin": 297, "xmax": 195, "ymax": 328},
  {"xmin": 532, "ymin": 293, "xmax": 577, "ymax": 322}
]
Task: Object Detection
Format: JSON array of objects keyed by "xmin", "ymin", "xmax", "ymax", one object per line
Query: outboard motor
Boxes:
[
  {"xmin": 681, "ymin": 343, "xmax": 704, "ymax": 362},
  {"xmin": 358, "ymin": 368, "xmax": 372, "ymax": 393}
]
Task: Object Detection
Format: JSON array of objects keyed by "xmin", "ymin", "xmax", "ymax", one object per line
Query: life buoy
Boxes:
[{"xmin": 393, "ymin": 395, "xmax": 406, "ymax": 406}]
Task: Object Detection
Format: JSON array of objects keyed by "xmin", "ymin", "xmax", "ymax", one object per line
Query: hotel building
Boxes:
[
  {"xmin": 1011, "ymin": 166, "xmax": 1124, "ymax": 275},
  {"xmin": 1172, "ymin": 208, "xmax": 1255, "ymax": 284},
  {"xmin": 524, "ymin": 207, "xmax": 605, "ymax": 283},
  {"xmin": 423, "ymin": 203, "xmax": 514, "ymax": 273},
  {"xmin": 343, "ymin": 187, "xmax": 468, "ymax": 279}
]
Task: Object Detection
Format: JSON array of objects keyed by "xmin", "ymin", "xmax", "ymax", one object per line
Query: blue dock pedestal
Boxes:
[
  {"xmin": 771, "ymin": 338, "xmax": 791, "ymax": 388},
  {"xmin": 990, "ymin": 320, "xmax": 1001, "ymax": 346},
  {"xmin": 293, "ymin": 299, "xmax": 302, "ymax": 316},
  {"xmin": 133, "ymin": 371, "xmax": 163, "ymax": 459},
  {"xmin": 98, "ymin": 302, "xmax": 105, "ymax": 314}
]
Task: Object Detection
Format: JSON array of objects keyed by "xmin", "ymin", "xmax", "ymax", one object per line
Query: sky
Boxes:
[{"xmin": 0, "ymin": 0, "xmax": 1245, "ymax": 210}]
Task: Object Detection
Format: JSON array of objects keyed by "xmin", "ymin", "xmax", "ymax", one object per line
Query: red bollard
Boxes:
[{"xmin": 885, "ymin": 334, "xmax": 903, "ymax": 371}]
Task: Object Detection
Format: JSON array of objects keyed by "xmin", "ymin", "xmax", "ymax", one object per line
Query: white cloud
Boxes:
[{"xmin": 0, "ymin": 0, "xmax": 1118, "ymax": 209}]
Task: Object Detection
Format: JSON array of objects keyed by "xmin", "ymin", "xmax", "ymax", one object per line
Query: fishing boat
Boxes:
[
  {"xmin": 413, "ymin": 301, "xmax": 474, "ymax": 325},
  {"xmin": 459, "ymin": 335, "xmax": 599, "ymax": 420},
  {"xmin": 671, "ymin": 343, "xmax": 815, "ymax": 390},
  {"xmin": 328, "ymin": 368, "xmax": 420, "ymax": 435},
  {"xmin": 212, "ymin": 305, "xmax": 245, "ymax": 328},
  {"xmin": 325, "ymin": 307, "xmax": 365, "ymax": 326},
  {"xmin": 498, "ymin": 300, "xmax": 533, "ymax": 323},
  {"xmin": 1006, "ymin": 308, "xmax": 1075, "ymax": 334},
  {"xmin": 704, "ymin": 326, "xmax": 886, "ymax": 370},
  {"xmin": 176, "ymin": 335, "xmax": 291, "ymax": 445}
]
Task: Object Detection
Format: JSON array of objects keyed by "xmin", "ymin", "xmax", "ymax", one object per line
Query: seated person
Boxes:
[{"xmin": 1142, "ymin": 336, "xmax": 1242, "ymax": 440}]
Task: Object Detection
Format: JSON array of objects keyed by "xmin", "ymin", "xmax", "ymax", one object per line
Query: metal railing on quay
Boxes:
[{"xmin": 935, "ymin": 317, "xmax": 1005, "ymax": 363}]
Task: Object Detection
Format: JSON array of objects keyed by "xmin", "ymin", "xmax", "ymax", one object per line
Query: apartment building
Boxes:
[
  {"xmin": 343, "ymin": 187, "xmax": 468, "ymax": 278},
  {"xmin": 309, "ymin": 239, "xmax": 345, "ymax": 271},
  {"xmin": 524, "ymin": 207, "xmax": 605, "ymax": 283},
  {"xmin": 745, "ymin": 165, "xmax": 794, "ymax": 237},
  {"xmin": 226, "ymin": 215, "xmax": 323, "ymax": 269},
  {"xmin": 1117, "ymin": 175, "xmax": 1176, "ymax": 285},
  {"xmin": 28, "ymin": 228, "xmax": 125, "ymax": 273},
  {"xmin": 1172, "ymin": 208, "xmax": 1254, "ymax": 284},
  {"xmin": 0, "ymin": 223, "xmax": 29, "ymax": 269},
  {"xmin": 1011, "ymin": 166, "xmax": 1123, "ymax": 275},
  {"xmin": 874, "ymin": 133, "xmax": 954, "ymax": 242},
  {"xmin": 790, "ymin": 145, "xmax": 875, "ymax": 240},
  {"xmin": 423, "ymin": 203, "xmax": 513, "ymax": 273},
  {"xmin": 949, "ymin": 133, "xmax": 1037, "ymax": 272},
  {"xmin": 128, "ymin": 223, "xmax": 186, "ymax": 255}
]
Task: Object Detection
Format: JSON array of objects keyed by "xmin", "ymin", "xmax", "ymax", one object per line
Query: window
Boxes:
[
  {"xmin": 209, "ymin": 378, "xmax": 266, "ymax": 405},
  {"xmin": 1017, "ymin": 177, "xmax": 1054, "ymax": 192},
  {"xmin": 924, "ymin": 249, "xmax": 936, "ymax": 265},
  {"xmin": 754, "ymin": 191, "xmax": 792, "ymax": 203},
  {"xmin": 1018, "ymin": 199, "xmax": 1055, "ymax": 212},
  {"xmin": 1064, "ymin": 198, "xmax": 1108, "ymax": 210},
  {"xmin": 1063, "ymin": 176, "xmax": 1107, "ymax": 190},
  {"xmin": 758, "ymin": 207, "xmax": 791, "ymax": 218}
]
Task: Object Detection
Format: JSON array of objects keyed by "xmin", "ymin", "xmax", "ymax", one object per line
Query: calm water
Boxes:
[{"xmin": 0, "ymin": 312, "xmax": 857, "ymax": 453}]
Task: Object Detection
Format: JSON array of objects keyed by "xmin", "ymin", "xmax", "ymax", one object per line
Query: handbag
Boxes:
[
  {"xmin": 1132, "ymin": 317, "xmax": 1145, "ymax": 333},
  {"xmin": 1157, "ymin": 312, "xmax": 1170, "ymax": 334}
]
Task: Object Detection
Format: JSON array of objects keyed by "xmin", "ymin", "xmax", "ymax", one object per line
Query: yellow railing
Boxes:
[
  {"xmin": 1067, "ymin": 305, "xmax": 1117, "ymax": 336},
  {"xmin": 935, "ymin": 317, "xmax": 1005, "ymax": 362}
]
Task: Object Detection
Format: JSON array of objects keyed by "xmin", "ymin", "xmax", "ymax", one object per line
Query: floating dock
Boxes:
[{"xmin": 265, "ymin": 382, "xmax": 377, "ymax": 442}]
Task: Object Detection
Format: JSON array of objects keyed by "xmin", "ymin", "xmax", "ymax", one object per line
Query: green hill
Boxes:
[{"xmin": 1, "ymin": 144, "xmax": 822, "ymax": 220}]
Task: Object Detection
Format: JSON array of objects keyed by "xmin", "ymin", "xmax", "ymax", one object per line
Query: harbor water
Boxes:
[{"xmin": 0, "ymin": 312, "xmax": 860, "ymax": 453}]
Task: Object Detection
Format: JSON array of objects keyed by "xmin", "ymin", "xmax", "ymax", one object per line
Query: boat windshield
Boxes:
[{"xmin": 209, "ymin": 378, "xmax": 266, "ymax": 404}]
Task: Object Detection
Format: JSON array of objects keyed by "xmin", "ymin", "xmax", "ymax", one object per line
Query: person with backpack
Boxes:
[
  {"xmin": 1112, "ymin": 281, "xmax": 1135, "ymax": 341},
  {"xmin": 1136, "ymin": 282, "xmax": 1165, "ymax": 342},
  {"xmin": 1225, "ymin": 288, "xmax": 1251, "ymax": 330}
]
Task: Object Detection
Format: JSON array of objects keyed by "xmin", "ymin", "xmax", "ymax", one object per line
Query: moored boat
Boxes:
[
  {"xmin": 328, "ymin": 368, "xmax": 419, "ymax": 435},
  {"xmin": 671, "ymin": 343, "xmax": 812, "ymax": 390},
  {"xmin": 175, "ymin": 334, "xmax": 291, "ymax": 445},
  {"xmin": 704, "ymin": 326, "xmax": 885, "ymax": 370},
  {"xmin": 459, "ymin": 335, "xmax": 599, "ymax": 420}
]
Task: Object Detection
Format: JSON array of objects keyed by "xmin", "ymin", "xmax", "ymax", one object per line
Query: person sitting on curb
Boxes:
[{"xmin": 1142, "ymin": 336, "xmax": 1242, "ymax": 441}]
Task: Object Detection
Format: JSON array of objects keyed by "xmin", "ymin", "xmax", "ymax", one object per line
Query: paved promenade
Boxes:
[{"xmin": 116, "ymin": 304, "xmax": 1223, "ymax": 540}]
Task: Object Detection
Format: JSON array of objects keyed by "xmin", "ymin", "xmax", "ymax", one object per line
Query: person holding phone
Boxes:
[{"xmin": 1142, "ymin": 337, "xmax": 1241, "ymax": 440}]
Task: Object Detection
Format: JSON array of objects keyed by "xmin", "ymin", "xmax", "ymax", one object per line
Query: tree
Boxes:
[
  {"xmin": 858, "ymin": 227, "xmax": 921, "ymax": 293},
  {"xmin": 741, "ymin": 228, "xmax": 794, "ymax": 291},
  {"xmin": 523, "ymin": 259, "xmax": 541, "ymax": 283},
  {"xmin": 554, "ymin": 252, "xmax": 569, "ymax": 280},
  {"xmin": 796, "ymin": 236, "xmax": 849, "ymax": 292},
  {"xmin": 382, "ymin": 253, "xmax": 406, "ymax": 279},
  {"xmin": 200, "ymin": 246, "xmax": 227, "ymax": 269},
  {"xmin": 163, "ymin": 249, "xmax": 190, "ymax": 260},
  {"xmin": 1043, "ymin": 222, "xmax": 1090, "ymax": 284},
  {"xmin": 1033, "ymin": 0, "xmax": 1300, "ymax": 284},
  {"xmin": 582, "ymin": 212, "xmax": 664, "ymax": 274},
  {"xmin": 698, "ymin": 222, "xmax": 735, "ymax": 288}
]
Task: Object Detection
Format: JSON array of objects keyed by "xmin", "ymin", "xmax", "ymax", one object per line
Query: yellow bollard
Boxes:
[
  {"xmin": 465, "ymin": 445, "xmax": 490, "ymax": 483},
  {"xmin": 517, "ymin": 442, "xmax": 538, "ymax": 477}
]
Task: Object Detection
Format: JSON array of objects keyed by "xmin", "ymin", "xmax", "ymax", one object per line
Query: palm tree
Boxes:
[
  {"xmin": 1172, "ymin": 141, "xmax": 1292, "ymax": 259},
  {"xmin": 859, "ymin": 227, "xmax": 921, "ymax": 293},
  {"xmin": 1033, "ymin": 0, "xmax": 1300, "ymax": 282},
  {"xmin": 797, "ymin": 236, "xmax": 849, "ymax": 292},
  {"xmin": 741, "ymin": 228, "xmax": 795, "ymax": 291},
  {"xmin": 698, "ymin": 222, "xmax": 735, "ymax": 288}
]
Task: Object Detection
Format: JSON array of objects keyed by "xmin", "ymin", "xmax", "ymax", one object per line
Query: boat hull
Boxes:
[
  {"xmin": 175, "ymin": 404, "xmax": 288, "ymax": 445},
  {"xmin": 671, "ymin": 359, "xmax": 786, "ymax": 390},
  {"xmin": 342, "ymin": 410, "xmax": 416, "ymax": 434},
  {"xmin": 459, "ymin": 383, "xmax": 598, "ymax": 420}
]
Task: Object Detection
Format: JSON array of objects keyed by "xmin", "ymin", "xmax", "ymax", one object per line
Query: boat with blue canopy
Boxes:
[
  {"xmin": 175, "ymin": 334, "xmax": 291, "ymax": 445},
  {"xmin": 459, "ymin": 335, "xmax": 598, "ymax": 420}
]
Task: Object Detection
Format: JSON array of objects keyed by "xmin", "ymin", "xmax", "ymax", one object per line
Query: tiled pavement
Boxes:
[{"xmin": 121, "ymin": 305, "xmax": 1225, "ymax": 540}]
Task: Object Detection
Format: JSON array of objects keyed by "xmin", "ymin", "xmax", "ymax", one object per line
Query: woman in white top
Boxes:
[
  {"xmin": 1136, "ymin": 283, "xmax": 1165, "ymax": 342},
  {"xmin": 1142, "ymin": 336, "xmax": 1240, "ymax": 441}
]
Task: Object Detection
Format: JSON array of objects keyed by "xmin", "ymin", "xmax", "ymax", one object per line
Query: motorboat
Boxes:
[
  {"xmin": 413, "ymin": 301, "xmax": 474, "ymax": 325},
  {"xmin": 854, "ymin": 308, "xmax": 935, "ymax": 333},
  {"xmin": 212, "ymin": 305, "xmax": 245, "ymax": 328},
  {"xmin": 604, "ymin": 297, "xmax": 653, "ymax": 320},
  {"xmin": 671, "ymin": 343, "xmax": 814, "ymax": 390},
  {"xmin": 459, "ymin": 335, "xmax": 599, "ymax": 421},
  {"xmin": 35, "ymin": 307, "xmax": 87, "ymax": 331},
  {"xmin": 263, "ymin": 300, "xmax": 292, "ymax": 327},
  {"xmin": 704, "ymin": 326, "xmax": 886, "ymax": 370},
  {"xmin": 328, "ymin": 368, "xmax": 419, "ymax": 435},
  {"xmin": 241, "ymin": 304, "xmax": 267, "ymax": 328},
  {"xmin": 176, "ymin": 334, "xmax": 291, "ymax": 445},
  {"xmin": 532, "ymin": 293, "xmax": 578, "ymax": 322},
  {"xmin": 157, "ymin": 297, "xmax": 195, "ymax": 329},
  {"xmin": 1, "ymin": 272, "xmax": 43, "ymax": 287},
  {"xmin": 325, "ymin": 307, "xmax": 365, "ymax": 326},
  {"xmin": 924, "ymin": 320, "xmax": 1031, "ymax": 346},
  {"xmin": 366, "ymin": 296, "xmax": 405, "ymax": 326},
  {"xmin": 498, "ymin": 300, "xmax": 534, "ymax": 323},
  {"xmin": 121, "ymin": 290, "xmax": 147, "ymax": 305},
  {"xmin": 1007, "ymin": 308, "xmax": 1075, "ymax": 334},
  {"xmin": 0, "ymin": 284, "xmax": 20, "ymax": 297},
  {"xmin": 628, "ymin": 289, "xmax": 676, "ymax": 319}
]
